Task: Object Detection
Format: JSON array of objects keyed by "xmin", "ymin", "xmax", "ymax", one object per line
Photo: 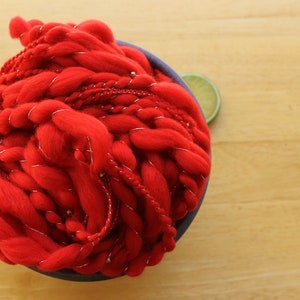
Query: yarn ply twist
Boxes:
[{"xmin": 0, "ymin": 17, "xmax": 211, "ymax": 277}]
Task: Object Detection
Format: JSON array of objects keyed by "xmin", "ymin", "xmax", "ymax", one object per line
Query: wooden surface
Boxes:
[{"xmin": 0, "ymin": 0, "xmax": 300, "ymax": 299}]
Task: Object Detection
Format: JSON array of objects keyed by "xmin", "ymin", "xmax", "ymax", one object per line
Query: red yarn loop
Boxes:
[{"xmin": 0, "ymin": 17, "xmax": 210, "ymax": 277}]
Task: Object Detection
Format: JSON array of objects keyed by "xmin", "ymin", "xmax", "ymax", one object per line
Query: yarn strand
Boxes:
[{"xmin": 0, "ymin": 17, "xmax": 211, "ymax": 277}]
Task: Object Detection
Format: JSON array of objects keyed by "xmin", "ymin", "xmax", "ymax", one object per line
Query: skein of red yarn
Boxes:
[{"xmin": 0, "ymin": 17, "xmax": 211, "ymax": 278}]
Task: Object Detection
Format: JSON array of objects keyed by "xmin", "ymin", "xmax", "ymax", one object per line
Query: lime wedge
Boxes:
[{"xmin": 181, "ymin": 73, "xmax": 221, "ymax": 124}]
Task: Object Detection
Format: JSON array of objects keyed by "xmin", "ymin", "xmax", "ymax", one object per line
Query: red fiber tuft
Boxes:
[
  {"xmin": 0, "ymin": 17, "xmax": 211, "ymax": 278},
  {"xmin": 9, "ymin": 16, "xmax": 30, "ymax": 39},
  {"xmin": 76, "ymin": 20, "xmax": 115, "ymax": 44}
]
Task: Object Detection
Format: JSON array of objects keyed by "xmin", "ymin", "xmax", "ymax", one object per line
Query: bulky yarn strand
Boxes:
[{"xmin": 0, "ymin": 16, "xmax": 211, "ymax": 277}]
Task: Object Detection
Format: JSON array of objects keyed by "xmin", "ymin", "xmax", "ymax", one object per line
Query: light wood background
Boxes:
[{"xmin": 0, "ymin": 1, "xmax": 299, "ymax": 299}]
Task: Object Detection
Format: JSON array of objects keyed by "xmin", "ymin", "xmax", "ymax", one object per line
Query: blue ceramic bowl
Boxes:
[{"xmin": 31, "ymin": 41, "xmax": 209, "ymax": 281}]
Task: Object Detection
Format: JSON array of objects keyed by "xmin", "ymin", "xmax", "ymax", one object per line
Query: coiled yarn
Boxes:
[{"xmin": 0, "ymin": 17, "xmax": 210, "ymax": 277}]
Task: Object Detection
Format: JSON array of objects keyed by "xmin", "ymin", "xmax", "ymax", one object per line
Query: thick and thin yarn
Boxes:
[{"xmin": 0, "ymin": 17, "xmax": 211, "ymax": 277}]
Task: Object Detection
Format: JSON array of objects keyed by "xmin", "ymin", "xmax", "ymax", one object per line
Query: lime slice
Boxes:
[{"xmin": 181, "ymin": 73, "xmax": 221, "ymax": 124}]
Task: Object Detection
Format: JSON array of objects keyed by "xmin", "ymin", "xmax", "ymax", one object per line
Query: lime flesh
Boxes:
[{"xmin": 181, "ymin": 73, "xmax": 221, "ymax": 124}]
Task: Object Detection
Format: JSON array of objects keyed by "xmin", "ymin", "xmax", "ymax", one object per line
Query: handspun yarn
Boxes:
[{"xmin": 0, "ymin": 17, "xmax": 211, "ymax": 277}]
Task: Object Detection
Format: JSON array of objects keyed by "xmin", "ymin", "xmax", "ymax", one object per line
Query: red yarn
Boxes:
[{"xmin": 0, "ymin": 16, "xmax": 211, "ymax": 277}]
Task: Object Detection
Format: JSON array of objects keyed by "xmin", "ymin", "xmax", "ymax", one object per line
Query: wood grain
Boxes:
[{"xmin": 0, "ymin": 0, "xmax": 299, "ymax": 299}]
